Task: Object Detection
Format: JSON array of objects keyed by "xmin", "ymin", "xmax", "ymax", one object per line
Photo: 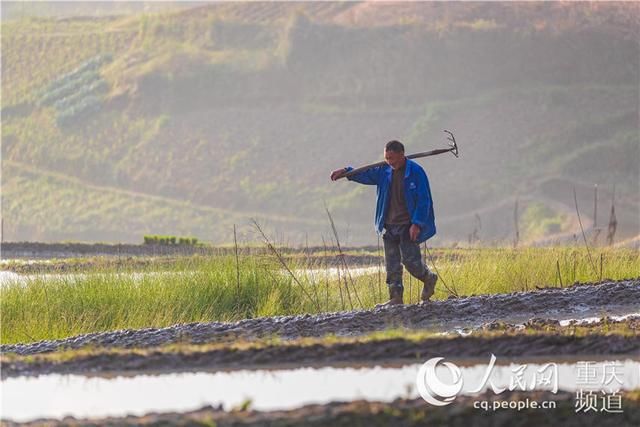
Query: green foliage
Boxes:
[
  {"xmin": 156, "ymin": 114, "xmax": 171, "ymax": 129},
  {"xmin": 52, "ymin": 80, "xmax": 109, "ymax": 111},
  {"xmin": 37, "ymin": 70, "xmax": 100, "ymax": 107},
  {"xmin": 1, "ymin": 254, "xmax": 306, "ymax": 343},
  {"xmin": 2, "ymin": 8, "xmax": 638, "ymax": 244},
  {"xmin": 143, "ymin": 235, "xmax": 199, "ymax": 245},
  {"xmin": 394, "ymin": 246, "xmax": 640, "ymax": 301},
  {"xmin": 37, "ymin": 54, "xmax": 112, "ymax": 97},
  {"xmin": 34, "ymin": 54, "xmax": 112, "ymax": 126},
  {"xmin": 236, "ymin": 398, "xmax": 253, "ymax": 411},
  {"xmin": 56, "ymin": 95, "xmax": 104, "ymax": 127},
  {"xmin": 37, "ymin": 55, "xmax": 111, "ymax": 101},
  {"xmin": 521, "ymin": 202, "xmax": 567, "ymax": 240},
  {"xmin": 456, "ymin": 19, "xmax": 500, "ymax": 31},
  {"xmin": 1, "ymin": 247, "xmax": 638, "ymax": 344}
]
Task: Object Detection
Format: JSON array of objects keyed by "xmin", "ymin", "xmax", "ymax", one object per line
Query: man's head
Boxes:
[{"xmin": 384, "ymin": 140, "xmax": 406, "ymax": 170}]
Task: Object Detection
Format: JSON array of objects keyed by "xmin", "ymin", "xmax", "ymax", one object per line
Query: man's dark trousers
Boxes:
[{"xmin": 383, "ymin": 223, "xmax": 430, "ymax": 291}]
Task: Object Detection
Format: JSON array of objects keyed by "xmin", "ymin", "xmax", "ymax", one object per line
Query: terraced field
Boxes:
[{"xmin": 2, "ymin": 2, "xmax": 638, "ymax": 245}]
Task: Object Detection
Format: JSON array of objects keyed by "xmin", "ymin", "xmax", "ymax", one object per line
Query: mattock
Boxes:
[{"xmin": 338, "ymin": 130, "xmax": 460, "ymax": 179}]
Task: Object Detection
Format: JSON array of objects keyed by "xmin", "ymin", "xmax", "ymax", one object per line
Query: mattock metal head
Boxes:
[{"xmin": 443, "ymin": 129, "xmax": 459, "ymax": 158}]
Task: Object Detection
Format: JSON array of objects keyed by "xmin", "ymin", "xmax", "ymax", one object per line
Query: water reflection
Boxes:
[{"xmin": 3, "ymin": 360, "xmax": 639, "ymax": 422}]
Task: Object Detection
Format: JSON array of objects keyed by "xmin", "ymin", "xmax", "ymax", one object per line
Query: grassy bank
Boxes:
[{"xmin": 1, "ymin": 246, "xmax": 639, "ymax": 344}]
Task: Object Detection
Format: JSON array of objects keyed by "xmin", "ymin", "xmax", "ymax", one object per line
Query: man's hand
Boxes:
[
  {"xmin": 409, "ymin": 224, "xmax": 421, "ymax": 241},
  {"xmin": 330, "ymin": 168, "xmax": 348, "ymax": 181}
]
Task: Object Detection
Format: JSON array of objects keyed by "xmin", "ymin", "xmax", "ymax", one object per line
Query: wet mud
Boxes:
[
  {"xmin": 3, "ymin": 319, "xmax": 639, "ymax": 378},
  {"xmin": 4, "ymin": 391, "xmax": 639, "ymax": 427},
  {"xmin": 2, "ymin": 279, "xmax": 638, "ymax": 356}
]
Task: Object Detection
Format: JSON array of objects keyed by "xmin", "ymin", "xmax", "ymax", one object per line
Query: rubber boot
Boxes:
[
  {"xmin": 376, "ymin": 285, "xmax": 404, "ymax": 308},
  {"xmin": 420, "ymin": 271, "xmax": 438, "ymax": 302}
]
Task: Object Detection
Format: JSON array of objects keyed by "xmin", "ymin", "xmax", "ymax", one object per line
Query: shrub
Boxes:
[{"xmin": 143, "ymin": 235, "xmax": 200, "ymax": 245}]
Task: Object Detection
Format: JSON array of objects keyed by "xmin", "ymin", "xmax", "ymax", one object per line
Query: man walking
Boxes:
[{"xmin": 330, "ymin": 140, "xmax": 438, "ymax": 306}]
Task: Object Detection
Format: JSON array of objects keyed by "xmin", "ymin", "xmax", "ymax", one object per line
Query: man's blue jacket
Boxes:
[{"xmin": 346, "ymin": 158, "xmax": 436, "ymax": 244}]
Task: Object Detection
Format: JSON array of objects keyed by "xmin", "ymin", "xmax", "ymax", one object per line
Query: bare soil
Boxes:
[
  {"xmin": 3, "ymin": 316, "xmax": 639, "ymax": 378},
  {"xmin": 4, "ymin": 391, "xmax": 639, "ymax": 427}
]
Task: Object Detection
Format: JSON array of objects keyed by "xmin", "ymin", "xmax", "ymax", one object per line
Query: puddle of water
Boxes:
[
  {"xmin": 0, "ymin": 271, "xmax": 22, "ymax": 284},
  {"xmin": 486, "ymin": 306, "xmax": 640, "ymax": 329},
  {"xmin": 437, "ymin": 313, "xmax": 640, "ymax": 336},
  {"xmin": 2, "ymin": 360, "xmax": 639, "ymax": 422},
  {"xmin": 294, "ymin": 266, "xmax": 379, "ymax": 281},
  {"xmin": 0, "ymin": 259, "xmax": 53, "ymax": 265},
  {"xmin": 0, "ymin": 271, "xmax": 192, "ymax": 288},
  {"xmin": 0, "ymin": 267, "xmax": 379, "ymax": 288},
  {"xmin": 558, "ymin": 313, "xmax": 640, "ymax": 326}
]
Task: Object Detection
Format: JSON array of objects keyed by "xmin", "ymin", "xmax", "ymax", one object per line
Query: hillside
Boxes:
[{"xmin": 1, "ymin": 1, "xmax": 639, "ymax": 245}]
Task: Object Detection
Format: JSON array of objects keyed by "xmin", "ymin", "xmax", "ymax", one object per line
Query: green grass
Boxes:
[
  {"xmin": 416, "ymin": 246, "xmax": 640, "ymax": 298},
  {"xmin": 1, "ymin": 246, "xmax": 638, "ymax": 344},
  {"xmin": 342, "ymin": 246, "xmax": 640, "ymax": 303},
  {"xmin": 1, "ymin": 255, "xmax": 305, "ymax": 344}
]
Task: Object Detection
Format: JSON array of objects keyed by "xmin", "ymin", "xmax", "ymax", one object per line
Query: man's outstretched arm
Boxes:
[
  {"xmin": 330, "ymin": 166, "xmax": 382, "ymax": 185},
  {"xmin": 330, "ymin": 168, "xmax": 349, "ymax": 181}
]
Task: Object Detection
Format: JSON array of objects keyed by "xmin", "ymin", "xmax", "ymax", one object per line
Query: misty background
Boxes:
[{"xmin": 1, "ymin": 1, "xmax": 639, "ymax": 246}]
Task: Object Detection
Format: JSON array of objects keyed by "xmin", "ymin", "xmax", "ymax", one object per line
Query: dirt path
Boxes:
[{"xmin": 2, "ymin": 279, "xmax": 639, "ymax": 356}]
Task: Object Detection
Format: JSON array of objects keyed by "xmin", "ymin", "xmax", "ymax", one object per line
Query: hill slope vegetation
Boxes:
[{"xmin": 2, "ymin": 2, "xmax": 638, "ymax": 245}]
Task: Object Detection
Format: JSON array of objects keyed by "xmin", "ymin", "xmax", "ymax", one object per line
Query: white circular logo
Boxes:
[{"xmin": 416, "ymin": 357, "xmax": 464, "ymax": 406}]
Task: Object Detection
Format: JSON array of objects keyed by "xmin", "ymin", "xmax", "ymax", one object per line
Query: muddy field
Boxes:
[
  {"xmin": 4, "ymin": 391, "xmax": 639, "ymax": 427},
  {"xmin": 2, "ymin": 257, "xmax": 639, "ymax": 425},
  {"xmin": 3, "ymin": 279, "xmax": 638, "ymax": 356},
  {"xmin": 3, "ymin": 316, "xmax": 639, "ymax": 378}
]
